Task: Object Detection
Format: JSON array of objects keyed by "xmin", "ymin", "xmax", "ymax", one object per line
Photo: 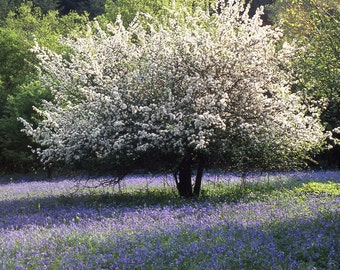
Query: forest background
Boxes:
[{"xmin": 0, "ymin": 0, "xmax": 339, "ymax": 176}]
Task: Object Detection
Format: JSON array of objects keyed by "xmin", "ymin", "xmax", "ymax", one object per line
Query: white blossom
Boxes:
[{"xmin": 19, "ymin": 0, "xmax": 326, "ymax": 171}]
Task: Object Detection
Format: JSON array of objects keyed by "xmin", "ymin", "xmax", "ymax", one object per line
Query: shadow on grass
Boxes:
[
  {"xmin": 2, "ymin": 173, "xmax": 340, "ymax": 206},
  {"xmin": 0, "ymin": 172, "xmax": 339, "ymax": 230}
]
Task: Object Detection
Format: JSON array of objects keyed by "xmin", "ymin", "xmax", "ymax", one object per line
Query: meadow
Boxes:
[{"xmin": 0, "ymin": 171, "xmax": 339, "ymax": 269}]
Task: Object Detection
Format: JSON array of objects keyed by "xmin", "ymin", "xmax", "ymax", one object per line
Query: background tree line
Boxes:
[
  {"xmin": 0, "ymin": 0, "xmax": 106, "ymax": 20},
  {"xmin": 0, "ymin": 0, "xmax": 339, "ymax": 175}
]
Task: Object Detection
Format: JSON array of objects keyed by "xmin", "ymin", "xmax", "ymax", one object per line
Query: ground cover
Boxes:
[{"xmin": 0, "ymin": 171, "xmax": 339, "ymax": 269}]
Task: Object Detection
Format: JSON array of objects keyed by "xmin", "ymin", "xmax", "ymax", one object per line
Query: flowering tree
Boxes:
[{"xmin": 20, "ymin": 0, "xmax": 326, "ymax": 197}]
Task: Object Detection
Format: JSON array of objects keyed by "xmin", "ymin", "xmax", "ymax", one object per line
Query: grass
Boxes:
[
  {"xmin": 294, "ymin": 181, "xmax": 340, "ymax": 196},
  {"xmin": 0, "ymin": 172, "xmax": 339, "ymax": 269}
]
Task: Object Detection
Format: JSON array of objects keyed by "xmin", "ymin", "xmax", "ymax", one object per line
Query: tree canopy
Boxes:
[
  {"xmin": 20, "ymin": 0, "xmax": 326, "ymax": 196},
  {"xmin": 270, "ymin": 0, "xmax": 340, "ymax": 167},
  {"xmin": 0, "ymin": 2, "xmax": 88, "ymax": 172},
  {"xmin": 0, "ymin": 0, "xmax": 104, "ymax": 20}
]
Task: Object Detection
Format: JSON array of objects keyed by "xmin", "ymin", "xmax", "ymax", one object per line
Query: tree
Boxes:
[
  {"xmin": 99, "ymin": 0, "xmax": 214, "ymax": 26},
  {"xmin": 0, "ymin": 0, "xmax": 58, "ymax": 20},
  {"xmin": 0, "ymin": 27, "xmax": 36, "ymax": 172},
  {"xmin": 20, "ymin": 0, "xmax": 326, "ymax": 197},
  {"xmin": 0, "ymin": 0, "xmax": 105, "ymax": 21},
  {"xmin": 0, "ymin": 2, "xmax": 89, "ymax": 173},
  {"xmin": 0, "ymin": 0, "xmax": 22, "ymax": 21},
  {"xmin": 269, "ymin": 0, "xmax": 340, "ymax": 167},
  {"xmin": 100, "ymin": 0, "xmax": 275, "ymax": 27}
]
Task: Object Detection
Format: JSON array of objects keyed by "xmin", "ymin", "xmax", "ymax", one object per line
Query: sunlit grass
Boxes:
[{"xmin": 294, "ymin": 181, "xmax": 340, "ymax": 196}]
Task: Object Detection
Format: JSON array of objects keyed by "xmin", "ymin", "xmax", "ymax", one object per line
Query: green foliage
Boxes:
[
  {"xmin": 0, "ymin": 0, "xmax": 22, "ymax": 21},
  {"xmin": 0, "ymin": 0, "xmax": 103, "ymax": 20},
  {"xmin": 0, "ymin": 22, "xmax": 37, "ymax": 171},
  {"xmin": 295, "ymin": 181, "xmax": 340, "ymax": 196},
  {"xmin": 271, "ymin": 0, "xmax": 340, "ymax": 130},
  {"xmin": 269, "ymin": 0, "xmax": 339, "ymax": 37},
  {"xmin": 0, "ymin": 28, "xmax": 33, "ymax": 112},
  {"xmin": 2, "ymin": 2, "xmax": 89, "ymax": 50},
  {"xmin": 0, "ymin": 2, "xmax": 89, "ymax": 173},
  {"xmin": 32, "ymin": 0, "xmax": 58, "ymax": 14},
  {"xmin": 99, "ymin": 0, "xmax": 214, "ymax": 26},
  {"xmin": 0, "ymin": 80, "xmax": 53, "ymax": 171},
  {"xmin": 269, "ymin": 0, "xmax": 340, "ymax": 166}
]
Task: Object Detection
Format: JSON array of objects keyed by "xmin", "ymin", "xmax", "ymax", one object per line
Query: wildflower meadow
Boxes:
[{"xmin": 0, "ymin": 171, "xmax": 339, "ymax": 269}]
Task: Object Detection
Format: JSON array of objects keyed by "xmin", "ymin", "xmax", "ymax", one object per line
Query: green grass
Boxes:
[
  {"xmin": 294, "ymin": 181, "xmax": 340, "ymax": 196},
  {"xmin": 54, "ymin": 177, "xmax": 340, "ymax": 210}
]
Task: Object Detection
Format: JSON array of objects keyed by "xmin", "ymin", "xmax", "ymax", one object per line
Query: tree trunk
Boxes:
[
  {"xmin": 193, "ymin": 157, "xmax": 205, "ymax": 197},
  {"xmin": 175, "ymin": 155, "xmax": 193, "ymax": 198},
  {"xmin": 175, "ymin": 155, "xmax": 205, "ymax": 198}
]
